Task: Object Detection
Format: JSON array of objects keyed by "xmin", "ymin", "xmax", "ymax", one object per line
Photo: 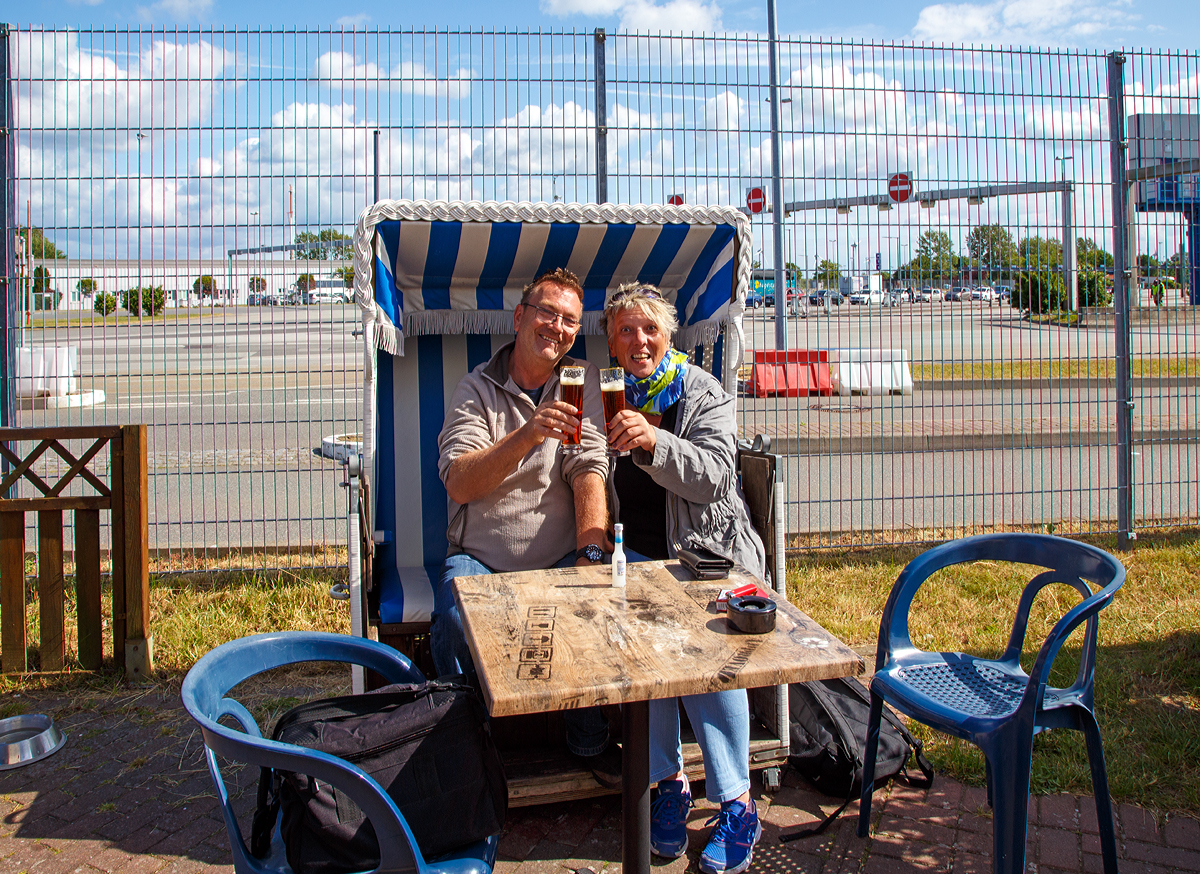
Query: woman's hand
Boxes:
[{"xmin": 607, "ymin": 408, "xmax": 658, "ymax": 455}]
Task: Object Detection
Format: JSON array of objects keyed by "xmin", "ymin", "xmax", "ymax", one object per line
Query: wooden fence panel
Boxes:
[
  {"xmin": 75, "ymin": 510, "xmax": 102, "ymax": 670},
  {"xmin": 1, "ymin": 511, "xmax": 27, "ymax": 673},
  {"xmin": 38, "ymin": 510, "xmax": 65, "ymax": 671},
  {"xmin": 0, "ymin": 426, "xmax": 150, "ymax": 678}
]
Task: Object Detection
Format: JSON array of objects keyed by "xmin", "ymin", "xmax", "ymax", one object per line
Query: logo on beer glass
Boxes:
[
  {"xmin": 599, "ymin": 367, "xmax": 629, "ymax": 457},
  {"xmin": 559, "ymin": 366, "xmax": 586, "ymax": 454}
]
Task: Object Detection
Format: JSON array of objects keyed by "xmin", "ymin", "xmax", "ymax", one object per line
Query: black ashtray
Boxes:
[{"xmin": 726, "ymin": 595, "xmax": 777, "ymax": 634}]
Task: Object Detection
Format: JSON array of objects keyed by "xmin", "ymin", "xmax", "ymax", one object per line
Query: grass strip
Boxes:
[
  {"xmin": 1, "ymin": 531, "xmax": 1196, "ymax": 816},
  {"xmin": 791, "ymin": 528, "xmax": 1200, "ymax": 816},
  {"xmin": 910, "ymin": 358, "xmax": 1200, "ymax": 381}
]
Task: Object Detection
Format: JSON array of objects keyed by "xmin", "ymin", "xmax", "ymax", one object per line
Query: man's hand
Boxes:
[
  {"xmin": 444, "ymin": 400, "xmax": 583, "ymax": 505},
  {"xmin": 605, "ymin": 408, "xmax": 658, "ymax": 455},
  {"xmin": 522, "ymin": 400, "xmax": 582, "ymax": 446}
]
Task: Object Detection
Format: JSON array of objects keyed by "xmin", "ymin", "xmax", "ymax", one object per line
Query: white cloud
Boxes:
[
  {"xmin": 618, "ymin": 0, "xmax": 722, "ymax": 31},
  {"xmin": 138, "ymin": 0, "xmax": 213, "ymax": 21},
  {"xmin": 15, "ymin": 32, "xmax": 234, "ymax": 130},
  {"xmin": 704, "ymin": 91, "xmax": 742, "ymax": 132},
  {"xmin": 313, "ymin": 52, "xmax": 474, "ymax": 98},
  {"xmin": 542, "ymin": 0, "xmax": 625, "ymax": 14},
  {"xmin": 542, "ymin": 0, "xmax": 722, "ymax": 32},
  {"xmin": 193, "ymin": 156, "xmax": 221, "ymax": 176},
  {"xmin": 910, "ymin": 0, "xmax": 1137, "ymax": 46},
  {"xmin": 335, "ymin": 13, "xmax": 372, "ymax": 27}
]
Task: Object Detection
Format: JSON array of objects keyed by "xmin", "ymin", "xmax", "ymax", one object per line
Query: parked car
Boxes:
[
  {"xmin": 745, "ymin": 290, "xmax": 768, "ymax": 308},
  {"xmin": 849, "ymin": 290, "xmax": 883, "ymax": 305},
  {"xmin": 816, "ymin": 289, "xmax": 845, "ymax": 306},
  {"xmin": 915, "ymin": 287, "xmax": 936, "ymax": 302},
  {"xmin": 947, "ymin": 286, "xmax": 970, "ymax": 301}
]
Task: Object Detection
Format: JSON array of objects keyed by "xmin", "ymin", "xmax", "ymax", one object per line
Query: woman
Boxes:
[{"xmin": 602, "ymin": 283, "xmax": 766, "ymax": 874}]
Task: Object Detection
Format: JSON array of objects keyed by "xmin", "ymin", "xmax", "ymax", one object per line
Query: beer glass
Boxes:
[
  {"xmin": 559, "ymin": 366, "xmax": 585, "ymax": 454},
  {"xmin": 599, "ymin": 367, "xmax": 629, "ymax": 457}
]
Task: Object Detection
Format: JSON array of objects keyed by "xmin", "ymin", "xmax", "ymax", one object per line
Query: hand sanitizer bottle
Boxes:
[{"xmin": 612, "ymin": 523, "xmax": 626, "ymax": 587}]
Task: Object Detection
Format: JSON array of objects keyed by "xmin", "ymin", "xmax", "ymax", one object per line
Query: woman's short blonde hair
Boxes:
[{"xmin": 602, "ymin": 282, "xmax": 679, "ymax": 341}]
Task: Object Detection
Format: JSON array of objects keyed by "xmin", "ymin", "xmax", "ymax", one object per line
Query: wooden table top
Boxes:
[{"xmin": 454, "ymin": 560, "xmax": 864, "ymax": 718}]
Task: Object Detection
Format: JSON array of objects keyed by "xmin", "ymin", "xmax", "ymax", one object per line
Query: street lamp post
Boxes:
[
  {"xmin": 136, "ymin": 132, "xmax": 146, "ymax": 324},
  {"xmin": 1055, "ymin": 155, "xmax": 1076, "ymax": 310},
  {"xmin": 884, "ymin": 235, "xmax": 899, "ymax": 290},
  {"xmin": 251, "ymin": 211, "xmax": 260, "ymax": 305}
]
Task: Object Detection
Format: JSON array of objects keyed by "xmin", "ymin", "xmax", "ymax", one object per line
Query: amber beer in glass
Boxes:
[
  {"xmin": 599, "ymin": 367, "xmax": 629, "ymax": 457},
  {"xmin": 559, "ymin": 366, "xmax": 585, "ymax": 454}
]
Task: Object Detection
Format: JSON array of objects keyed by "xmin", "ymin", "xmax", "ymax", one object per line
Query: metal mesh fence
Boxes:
[{"xmin": 3, "ymin": 28, "xmax": 1198, "ymax": 566}]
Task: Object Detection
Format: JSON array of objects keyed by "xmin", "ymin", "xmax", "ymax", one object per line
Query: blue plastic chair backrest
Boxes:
[
  {"xmin": 878, "ymin": 533, "xmax": 1125, "ymax": 710},
  {"xmin": 181, "ymin": 631, "xmax": 429, "ymax": 874}
]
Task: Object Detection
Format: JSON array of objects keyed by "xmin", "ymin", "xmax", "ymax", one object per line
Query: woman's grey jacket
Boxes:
[{"xmin": 611, "ymin": 363, "xmax": 767, "ymax": 581}]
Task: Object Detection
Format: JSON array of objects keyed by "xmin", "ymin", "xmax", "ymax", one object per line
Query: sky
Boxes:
[
  {"xmin": 15, "ymin": 0, "xmax": 1200, "ymax": 53},
  {"xmin": 12, "ymin": 0, "xmax": 1199, "ymax": 269}
]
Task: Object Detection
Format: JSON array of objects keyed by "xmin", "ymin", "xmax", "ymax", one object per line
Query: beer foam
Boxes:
[
  {"xmin": 600, "ymin": 376, "xmax": 624, "ymax": 392},
  {"xmin": 560, "ymin": 371, "xmax": 585, "ymax": 386}
]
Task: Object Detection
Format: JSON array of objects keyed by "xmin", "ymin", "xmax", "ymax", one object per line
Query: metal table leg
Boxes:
[{"xmin": 622, "ymin": 699, "xmax": 650, "ymax": 874}]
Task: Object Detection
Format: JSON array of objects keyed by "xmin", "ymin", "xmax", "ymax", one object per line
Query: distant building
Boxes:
[{"xmin": 16, "ymin": 257, "xmax": 351, "ymax": 310}]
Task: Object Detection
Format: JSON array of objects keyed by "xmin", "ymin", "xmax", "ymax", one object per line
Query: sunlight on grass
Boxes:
[
  {"xmin": 1, "ymin": 531, "xmax": 1197, "ymax": 816},
  {"xmin": 790, "ymin": 529, "xmax": 1200, "ymax": 816},
  {"xmin": 909, "ymin": 358, "xmax": 1200, "ymax": 381}
]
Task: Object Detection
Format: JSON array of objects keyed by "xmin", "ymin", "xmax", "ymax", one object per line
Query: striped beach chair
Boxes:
[{"xmin": 350, "ymin": 200, "xmax": 789, "ymax": 801}]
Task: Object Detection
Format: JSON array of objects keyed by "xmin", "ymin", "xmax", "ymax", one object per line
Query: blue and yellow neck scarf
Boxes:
[{"xmin": 626, "ymin": 348, "xmax": 688, "ymax": 415}]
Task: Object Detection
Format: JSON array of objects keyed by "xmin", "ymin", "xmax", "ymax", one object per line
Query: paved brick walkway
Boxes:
[{"xmin": 2, "ymin": 685, "xmax": 1198, "ymax": 874}]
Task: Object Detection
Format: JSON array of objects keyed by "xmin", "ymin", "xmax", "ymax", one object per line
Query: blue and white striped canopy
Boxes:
[{"xmin": 353, "ymin": 200, "xmax": 753, "ymax": 355}]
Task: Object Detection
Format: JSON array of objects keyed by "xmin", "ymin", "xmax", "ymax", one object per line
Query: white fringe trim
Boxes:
[{"xmin": 352, "ymin": 198, "xmax": 754, "ymax": 358}]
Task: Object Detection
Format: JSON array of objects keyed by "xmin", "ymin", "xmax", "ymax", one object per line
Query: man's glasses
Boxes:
[{"xmin": 524, "ymin": 302, "xmax": 582, "ymax": 331}]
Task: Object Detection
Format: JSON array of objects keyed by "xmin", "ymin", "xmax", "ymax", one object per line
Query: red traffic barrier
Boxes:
[{"xmin": 746, "ymin": 349, "xmax": 833, "ymax": 397}]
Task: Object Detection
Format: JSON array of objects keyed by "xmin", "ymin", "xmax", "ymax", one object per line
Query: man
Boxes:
[{"xmin": 431, "ymin": 267, "xmax": 619, "ymax": 784}]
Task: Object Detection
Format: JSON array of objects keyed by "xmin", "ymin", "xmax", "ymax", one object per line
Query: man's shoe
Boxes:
[
  {"xmin": 650, "ymin": 779, "xmax": 693, "ymax": 858},
  {"xmin": 698, "ymin": 798, "xmax": 761, "ymax": 874},
  {"xmin": 576, "ymin": 741, "xmax": 623, "ymax": 789}
]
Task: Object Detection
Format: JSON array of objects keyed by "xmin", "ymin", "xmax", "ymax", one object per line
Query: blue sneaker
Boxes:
[
  {"xmin": 699, "ymin": 799, "xmax": 762, "ymax": 874},
  {"xmin": 650, "ymin": 779, "xmax": 693, "ymax": 858}
]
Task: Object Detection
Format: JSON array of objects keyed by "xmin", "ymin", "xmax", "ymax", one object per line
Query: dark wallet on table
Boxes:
[{"xmin": 677, "ymin": 545, "xmax": 734, "ymax": 580}]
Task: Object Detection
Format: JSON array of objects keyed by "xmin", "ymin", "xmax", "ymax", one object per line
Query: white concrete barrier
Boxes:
[
  {"xmin": 16, "ymin": 346, "xmax": 79, "ymax": 398},
  {"xmin": 828, "ymin": 348, "xmax": 914, "ymax": 396}
]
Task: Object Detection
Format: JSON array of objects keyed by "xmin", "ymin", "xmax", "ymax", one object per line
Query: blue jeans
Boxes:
[
  {"xmin": 431, "ymin": 551, "xmax": 611, "ymax": 757},
  {"xmin": 620, "ymin": 545, "xmax": 751, "ymax": 803},
  {"xmin": 650, "ymin": 690, "xmax": 751, "ymax": 804}
]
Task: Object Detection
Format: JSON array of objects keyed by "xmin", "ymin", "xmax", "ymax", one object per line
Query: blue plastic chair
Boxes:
[
  {"xmin": 856, "ymin": 534, "xmax": 1124, "ymax": 874},
  {"xmin": 181, "ymin": 631, "xmax": 500, "ymax": 874}
]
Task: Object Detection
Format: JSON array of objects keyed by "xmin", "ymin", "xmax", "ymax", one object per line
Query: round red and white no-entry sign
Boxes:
[
  {"xmin": 746, "ymin": 187, "xmax": 767, "ymax": 214},
  {"xmin": 888, "ymin": 173, "xmax": 913, "ymax": 203},
  {"xmin": 667, "ymin": 194, "xmax": 684, "ymax": 205}
]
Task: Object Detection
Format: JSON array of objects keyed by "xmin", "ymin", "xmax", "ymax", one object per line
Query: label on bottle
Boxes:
[{"xmin": 613, "ymin": 555, "xmax": 626, "ymax": 587}]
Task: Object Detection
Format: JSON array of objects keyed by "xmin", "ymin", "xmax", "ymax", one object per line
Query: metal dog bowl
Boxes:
[{"xmin": 0, "ymin": 714, "xmax": 67, "ymax": 769}]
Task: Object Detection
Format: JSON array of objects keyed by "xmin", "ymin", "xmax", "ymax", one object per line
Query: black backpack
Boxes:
[
  {"xmin": 250, "ymin": 681, "xmax": 508, "ymax": 873},
  {"xmin": 780, "ymin": 676, "xmax": 933, "ymax": 842}
]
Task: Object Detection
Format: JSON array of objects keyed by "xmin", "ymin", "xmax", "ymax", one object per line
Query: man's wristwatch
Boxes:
[{"xmin": 576, "ymin": 544, "xmax": 604, "ymax": 563}]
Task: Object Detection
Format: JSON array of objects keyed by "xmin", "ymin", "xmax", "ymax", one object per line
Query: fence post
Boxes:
[
  {"xmin": 121, "ymin": 424, "xmax": 153, "ymax": 678},
  {"xmin": 0, "ymin": 23, "xmax": 16, "ymax": 434},
  {"xmin": 1107, "ymin": 52, "xmax": 1135, "ymax": 549},
  {"xmin": 594, "ymin": 28, "xmax": 608, "ymax": 205},
  {"xmin": 0, "ymin": 509, "xmax": 24, "ymax": 672}
]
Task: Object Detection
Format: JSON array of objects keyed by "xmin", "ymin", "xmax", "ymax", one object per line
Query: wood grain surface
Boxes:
[{"xmin": 455, "ymin": 561, "xmax": 864, "ymax": 718}]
